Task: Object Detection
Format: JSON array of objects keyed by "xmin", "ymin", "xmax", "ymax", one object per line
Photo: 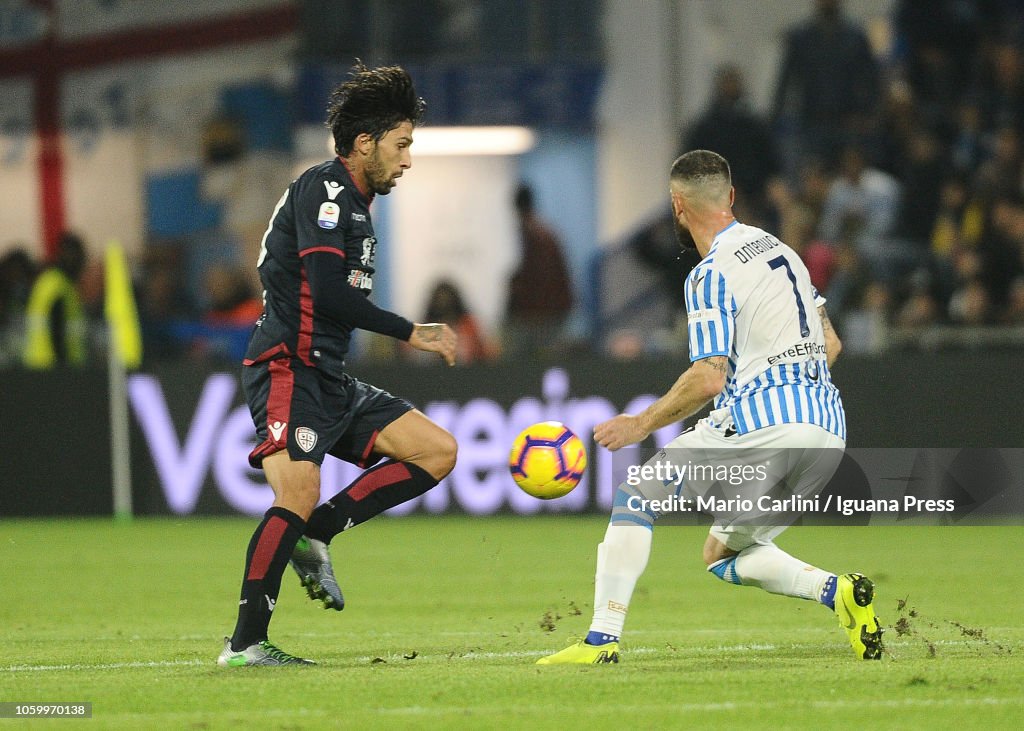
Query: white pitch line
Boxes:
[
  {"xmin": 3, "ymin": 637, "xmax": 1013, "ymax": 673},
  {"xmin": 47, "ymin": 622, "xmax": 888, "ymax": 643},
  {"xmin": 357, "ymin": 645, "xmax": 778, "ymax": 662},
  {"xmin": 375, "ymin": 697, "xmax": 1023, "ymax": 716},
  {"xmin": 383, "ymin": 647, "xmax": 664, "ymax": 661},
  {"xmin": 2, "ymin": 659, "xmax": 205, "ymax": 673},
  {"xmin": 2, "ymin": 649, "xmax": 655, "ymax": 673}
]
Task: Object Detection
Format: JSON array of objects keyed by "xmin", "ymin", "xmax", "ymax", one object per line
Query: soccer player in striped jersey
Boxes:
[{"xmin": 538, "ymin": 150, "xmax": 882, "ymax": 665}]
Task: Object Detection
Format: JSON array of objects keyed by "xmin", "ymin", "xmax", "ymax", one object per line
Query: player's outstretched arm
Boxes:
[
  {"xmin": 818, "ymin": 305, "xmax": 842, "ymax": 367},
  {"xmin": 408, "ymin": 322, "xmax": 457, "ymax": 366},
  {"xmin": 305, "ymin": 250, "xmax": 457, "ymax": 366},
  {"xmin": 304, "ymin": 250, "xmax": 418, "ymax": 339},
  {"xmin": 594, "ymin": 356, "xmax": 727, "ymax": 451}
]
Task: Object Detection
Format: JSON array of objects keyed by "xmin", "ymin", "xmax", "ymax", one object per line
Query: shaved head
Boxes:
[{"xmin": 670, "ymin": 150, "xmax": 733, "ymax": 207}]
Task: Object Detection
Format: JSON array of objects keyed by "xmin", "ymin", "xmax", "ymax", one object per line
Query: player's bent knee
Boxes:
[
  {"xmin": 263, "ymin": 451, "xmax": 321, "ymax": 517},
  {"xmin": 702, "ymin": 536, "xmax": 736, "ymax": 566},
  {"xmin": 279, "ymin": 482, "xmax": 320, "ymax": 518},
  {"xmin": 290, "ymin": 478, "xmax": 321, "ymax": 504},
  {"xmin": 424, "ymin": 428, "xmax": 457, "ymax": 479},
  {"xmin": 609, "ymin": 483, "xmax": 657, "ymax": 529}
]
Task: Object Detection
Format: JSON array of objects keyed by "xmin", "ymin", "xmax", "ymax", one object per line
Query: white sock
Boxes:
[
  {"xmin": 588, "ymin": 524, "xmax": 653, "ymax": 638},
  {"xmin": 733, "ymin": 542, "xmax": 832, "ymax": 601}
]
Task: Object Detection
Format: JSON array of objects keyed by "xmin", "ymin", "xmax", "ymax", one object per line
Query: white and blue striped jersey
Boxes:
[{"xmin": 685, "ymin": 221, "xmax": 846, "ymax": 441}]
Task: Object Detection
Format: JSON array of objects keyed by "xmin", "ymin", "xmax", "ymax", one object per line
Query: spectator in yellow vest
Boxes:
[{"xmin": 23, "ymin": 232, "xmax": 88, "ymax": 368}]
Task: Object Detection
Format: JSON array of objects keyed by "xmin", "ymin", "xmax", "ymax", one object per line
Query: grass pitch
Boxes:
[{"xmin": 1, "ymin": 516, "xmax": 1021, "ymax": 729}]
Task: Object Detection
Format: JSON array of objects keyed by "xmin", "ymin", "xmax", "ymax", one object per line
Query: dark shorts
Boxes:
[{"xmin": 242, "ymin": 358, "xmax": 414, "ymax": 469}]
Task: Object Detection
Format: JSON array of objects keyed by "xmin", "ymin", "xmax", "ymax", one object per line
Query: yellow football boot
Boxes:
[
  {"xmin": 835, "ymin": 573, "xmax": 884, "ymax": 660},
  {"xmin": 536, "ymin": 639, "xmax": 620, "ymax": 665}
]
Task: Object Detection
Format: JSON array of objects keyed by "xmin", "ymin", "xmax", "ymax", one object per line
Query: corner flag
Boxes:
[{"xmin": 104, "ymin": 241, "xmax": 142, "ymax": 369}]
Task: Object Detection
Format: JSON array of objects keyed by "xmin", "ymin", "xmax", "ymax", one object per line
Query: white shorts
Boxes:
[{"xmin": 612, "ymin": 418, "xmax": 845, "ymax": 550}]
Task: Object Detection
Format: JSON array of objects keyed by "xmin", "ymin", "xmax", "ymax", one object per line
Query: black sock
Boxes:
[
  {"xmin": 305, "ymin": 461, "xmax": 438, "ymax": 543},
  {"xmin": 230, "ymin": 506, "xmax": 305, "ymax": 651}
]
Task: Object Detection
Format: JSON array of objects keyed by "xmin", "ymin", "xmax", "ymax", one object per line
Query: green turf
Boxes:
[{"xmin": 1, "ymin": 516, "xmax": 1021, "ymax": 729}]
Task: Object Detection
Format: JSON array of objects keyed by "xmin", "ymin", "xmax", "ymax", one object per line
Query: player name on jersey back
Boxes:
[{"xmin": 732, "ymin": 234, "xmax": 781, "ymax": 264}]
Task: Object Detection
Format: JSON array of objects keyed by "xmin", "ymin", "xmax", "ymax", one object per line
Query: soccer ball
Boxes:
[{"xmin": 508, "ymin": 421, "xmax": 587, "ymax": 499}]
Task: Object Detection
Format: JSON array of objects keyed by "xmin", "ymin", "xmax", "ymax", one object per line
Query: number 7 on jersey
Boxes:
[{"xmin": 767, "ymin": 255, "xmax": 810, "ymax": 338}]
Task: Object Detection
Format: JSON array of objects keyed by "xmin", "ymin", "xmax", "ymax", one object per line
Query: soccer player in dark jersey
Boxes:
[{"xmin": 218, "ymin": 62, "xmax": 458, "ymax": 667}]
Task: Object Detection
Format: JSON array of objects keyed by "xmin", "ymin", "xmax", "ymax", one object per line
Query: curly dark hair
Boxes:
[{"xmin": 326, "ymin": 60, "xmax": 426, "ymax": 156}]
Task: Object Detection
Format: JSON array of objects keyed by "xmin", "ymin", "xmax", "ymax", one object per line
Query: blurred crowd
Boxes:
[
  {"xmin": 5, "ymin": 0, "xmax": 1024, "ymax": 369},
  {"xmin": 0, "ymin": 231, "xmax": 265, "ymax": 369},
  {"xmin": 631, "ymin": 0, "xmax": 1024, "ymax": 356},
  {"xmin": 0, "ymin": 181, "xmax": 569, "ymax": 369}
]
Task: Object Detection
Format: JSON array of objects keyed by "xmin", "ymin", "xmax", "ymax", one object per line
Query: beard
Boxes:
[
  {"xmin": 364, "ymin": 148, "xmax": 396, "ymax": 195},
  {"xmin": 674, "ymin": 216, "xmax": 697, "ymax": 251}
]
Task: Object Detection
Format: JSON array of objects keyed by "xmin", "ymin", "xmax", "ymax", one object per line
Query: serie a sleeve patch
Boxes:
[{"xmin": 318, "ymin": 201, "xmax": 340, "ymax": 229}]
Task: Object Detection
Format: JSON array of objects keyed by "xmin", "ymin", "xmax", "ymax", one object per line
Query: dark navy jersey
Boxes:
[{"xmin": 244, "ymin": 158, "xmax": 399, "ymax": 377}]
